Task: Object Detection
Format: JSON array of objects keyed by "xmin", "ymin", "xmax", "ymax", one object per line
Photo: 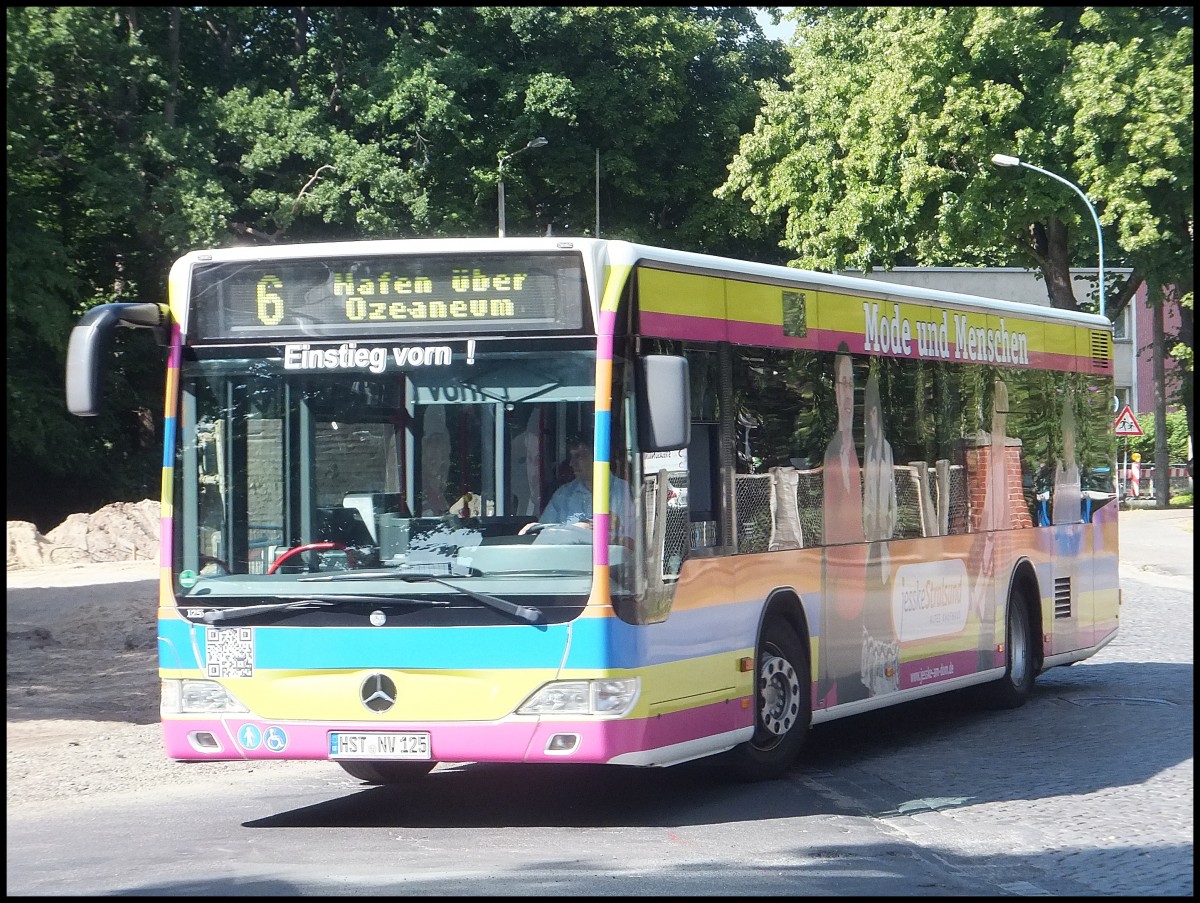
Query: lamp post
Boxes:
[
  {"xmin": 991, "ymin": 153, "xmax": 1105, "ymax": 319},
  {"xmin": 498, "ymin": 137, "xmax": 548, "ymax": 238}
]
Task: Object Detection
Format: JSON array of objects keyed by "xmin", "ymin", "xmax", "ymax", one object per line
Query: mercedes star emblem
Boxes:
[{"xmin": 360, "ymin": 673, "xmax": 397, "ymax": 713}]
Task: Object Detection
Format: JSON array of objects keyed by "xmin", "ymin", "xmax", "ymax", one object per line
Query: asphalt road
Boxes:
[{"xmin": 6, "ymin": 508, "xmax": 1192, "ymax": 895}]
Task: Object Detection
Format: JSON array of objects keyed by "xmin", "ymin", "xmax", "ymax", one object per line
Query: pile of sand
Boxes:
[{"xmin": 6, "ymin": 499, "xmax": 159, "ymax": 569}]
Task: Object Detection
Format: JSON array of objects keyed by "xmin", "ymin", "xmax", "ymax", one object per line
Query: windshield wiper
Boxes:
[
  {"xmin": 192, "ymin": 594, "xmax": 449, "ymax": 624},
  {"xmin": 490, "ymin": 569, "xmax": 591, "ymax": 577},
  {"xmin": 300, "ymin": 565, "xmax": 480, "ymax": 580},
  {"xmin": 301, "ymin": 572, "xmax": 543, "ymax": 624},
  {"xmin": 393, "ymin": 574, "xmax": 543, "ymax": 624}
]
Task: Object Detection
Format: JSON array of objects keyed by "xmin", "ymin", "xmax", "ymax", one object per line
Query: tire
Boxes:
[
  {"xmin": 338, "ymin": 760, "xmax": 436, "ymax": 785},
  {"xmin": 721, "ymin": 617, "xmax": 811, "ymax": 782},
  {"xmin": 983, "ymin": 590, "xmax": 1036, "ymax": 709}
]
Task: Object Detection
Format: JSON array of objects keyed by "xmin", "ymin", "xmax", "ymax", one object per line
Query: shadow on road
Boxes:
[
  {"xmin": 243, "ymin": 658, "xmax": 1191, "ymax": 831},
  {"xmin": 98, "ymin": 835, "xmax": 1196, "ymax": 897}
]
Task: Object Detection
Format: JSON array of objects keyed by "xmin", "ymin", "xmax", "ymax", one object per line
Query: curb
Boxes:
[{"xmin": 1121, "ymin": 499, "xmax": 1193, "ymax": 511}]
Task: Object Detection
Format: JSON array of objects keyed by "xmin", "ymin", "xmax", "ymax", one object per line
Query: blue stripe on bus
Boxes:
[
  {"xmin": 251, "ymin": 623, "xmax": 571, "ymax": 669},
  {"xmin": 565, "ymin": 600, "xmax": 764, "ymax": 669},
  {"xmin": 162, "ymin": 619, "xmax": 571, "ymax": 671},
  {"xmin": 159, "ymin": 597, "xmax": 770, "ymax": 673},
  {"xmin": 594, "ymin": 409, "xmax": 611, "ymax": 463},
  {"xmin": 162, "ymin": 415, "xmax": 176, "ymax": 468},
  {"xmin": 159, "ymin": 617, "xmax": 201, "ymax": 670}
]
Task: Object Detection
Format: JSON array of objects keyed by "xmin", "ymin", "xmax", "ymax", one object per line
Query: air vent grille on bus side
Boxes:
[
  {"xmin": 1090, "ymin": 331, "xmax": 1112, "ymax": 370},
  {"xmin": 1054, "ymin": 577, "xmax": 1072, "ymax": 619}
]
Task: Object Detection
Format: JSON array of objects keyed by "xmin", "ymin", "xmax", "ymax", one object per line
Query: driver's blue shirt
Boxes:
[{"xmin": 541, "ymin": 477, "xmax": 634, "ymax": 540}]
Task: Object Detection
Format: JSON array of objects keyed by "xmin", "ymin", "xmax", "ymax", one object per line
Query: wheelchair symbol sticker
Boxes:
[{"xmin": 263, "ymin": 726, "xmax": 289, "ymax": 752}]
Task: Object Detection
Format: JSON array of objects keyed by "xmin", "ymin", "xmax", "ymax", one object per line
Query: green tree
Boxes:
[
  {"xmin": 200, "ymin": 7, "xmax": 787, "ymax": 252},
  {"xmin": 1129, "ymin": 409, "xmax": 1191, "ymax": 464},
  {"xmin": 1064, "ymin": 8, "xmax": 1193, "ymax": 483},
  {"xmin": 718, "ymin": 5, "xmax": 1192, "ymax": 480},
  {"xmin": 7, "ymin": 7, "xmax": 175, "ymax": 526},
  {"xmin": 7, "ymin": 6, "xmax": 787, "ymax": 526}
]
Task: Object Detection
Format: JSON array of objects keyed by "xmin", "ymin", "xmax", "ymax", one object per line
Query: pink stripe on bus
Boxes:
[{"xmin": 161, "ymin": 696, "xmax": 754, "ymax": 764}]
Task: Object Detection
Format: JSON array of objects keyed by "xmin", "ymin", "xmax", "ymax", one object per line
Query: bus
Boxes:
[{"xmin": 65, "ymin": 237, "xmax": 1120, "ymax": 783}]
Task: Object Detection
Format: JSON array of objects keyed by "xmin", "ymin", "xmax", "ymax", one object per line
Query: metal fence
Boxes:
[{"xmin": 645, "ymin": 458, "xmax": 981, "ymax": 569}]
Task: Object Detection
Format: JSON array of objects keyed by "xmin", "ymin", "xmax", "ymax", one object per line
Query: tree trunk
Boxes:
[
  {"xmin": 292, "ymin": 8, "xmax": 308, "ymax": 100},
  {"xmin": 122, "ymin": 8, "xmax": 139, "ymax": 135},
  {"xmin": 1101, "ymin": 268, "xmax": 1143, "ymax": 327},
  {"xmin": 1170, "ymin": 282, "xmax": 1194, "ymax": 481},
  {"xmin": 165, "ymin": 7, "xmax": 180, "ymax": 127},
  {"xmin": 1151, "ymin": 288, "xmax": 1170, "ymax": 506},
  {"xmin": 1029, "ymin": 218, "xmax": 1081, "ymax": 310}
]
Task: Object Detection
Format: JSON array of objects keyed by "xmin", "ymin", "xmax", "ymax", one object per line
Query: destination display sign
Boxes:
[{"xmin": 189, "ymin": 251, "xmax": 587, "ymax": 342}]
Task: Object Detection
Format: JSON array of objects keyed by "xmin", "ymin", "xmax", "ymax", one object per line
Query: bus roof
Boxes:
[{"xmin": 170, "ymin": 236, "xmax": 1111, "ymax": 332}]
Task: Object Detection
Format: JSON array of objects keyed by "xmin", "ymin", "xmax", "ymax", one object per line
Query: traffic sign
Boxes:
[{"xmin": 1113, "ymin": 404, "xmax": 1143, "ymax": 436}]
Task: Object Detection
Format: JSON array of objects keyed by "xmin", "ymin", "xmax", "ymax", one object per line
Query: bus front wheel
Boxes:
[
  {"xmin": 338, "ymin": 761, "xmax": 436, "ymax": 784},
  {"xmin": 722, "ymin": 617, "xmax": 811, "ymax": 782}
]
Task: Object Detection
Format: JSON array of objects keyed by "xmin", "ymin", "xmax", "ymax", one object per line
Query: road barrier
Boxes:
[{"xmin": 1117, "ymin": 463, "xmax": 1191, "ymax": 499}]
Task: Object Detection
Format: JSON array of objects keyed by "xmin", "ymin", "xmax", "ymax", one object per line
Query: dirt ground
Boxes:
[
  {"xmin": 6, "ymin": 513, "xmax": 313, "ymax": 811},
  {"xmin": 5, "ymin": 559, "xmax": 309, "ymax": 809}
]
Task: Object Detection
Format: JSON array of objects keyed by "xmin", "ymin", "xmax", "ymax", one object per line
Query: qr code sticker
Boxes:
[{"xmin": 206, "ymin": 626, "xmax": 255, "ymax": 678}]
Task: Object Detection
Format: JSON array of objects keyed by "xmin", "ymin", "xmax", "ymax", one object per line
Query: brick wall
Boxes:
[{"xmin": 964, "ymin": 439, "xmax": 1033, "ymax": 531}]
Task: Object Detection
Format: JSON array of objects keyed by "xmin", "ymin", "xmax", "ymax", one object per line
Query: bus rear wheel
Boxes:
[
  {"xmin": 338, "ymin": 761, "xmax": 436, "ymax": 784},
  {"xmin": 722, "ymin": 617, "xmax": 811, "ymax": 782},
  {"xmin": 983, "ymin": 589, "xmax": 1036, "ymax": 709}
]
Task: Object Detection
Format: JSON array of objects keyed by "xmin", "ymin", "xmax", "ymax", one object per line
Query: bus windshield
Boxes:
[{"xmin": 172, "ymin": 346, "xmax": 612, "ymax": 599}]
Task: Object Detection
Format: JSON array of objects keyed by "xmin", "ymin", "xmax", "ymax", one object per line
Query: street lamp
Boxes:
[
  {"xmin": 498, "ymin": 137, "xmax": 549, "ymax": 238},
  {"xmin": 991, "ymin": 153, "xmax": 1106, "ymax": 319}
]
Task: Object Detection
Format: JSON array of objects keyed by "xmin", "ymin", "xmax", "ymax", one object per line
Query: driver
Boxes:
[{"xmin": 528, "ymin": 431, "xmax": 634, "ymax": 542}]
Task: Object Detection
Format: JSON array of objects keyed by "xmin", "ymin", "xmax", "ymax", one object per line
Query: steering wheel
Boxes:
[
  {"xmin": 519, "ymin": 519, "xmax": 594, "ymax": 535},
  {"xmin": 267, "ymin": 541, "xmax": 358, "ymax": 575},
  {"xmin": 198, "ymin": 554, "xmax": 231, "ymax": 575}
]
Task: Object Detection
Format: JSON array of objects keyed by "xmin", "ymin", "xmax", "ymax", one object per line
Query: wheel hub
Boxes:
[{"xmin": 759, "ymin": 653, "xmax": 802, "ymax": 736}]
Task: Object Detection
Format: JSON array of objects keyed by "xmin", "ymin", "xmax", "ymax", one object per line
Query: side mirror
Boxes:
[
  {"xmin": 66, "ymin": 302, "xmax": 167, "ymax": 416},
  {"xmin": 637, "ymin": 355, "xmax": 690, "ymax": 452}
]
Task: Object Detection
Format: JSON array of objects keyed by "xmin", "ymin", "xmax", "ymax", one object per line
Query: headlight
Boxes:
[
  {"xmin": 592, "ymin": 679, "xmax": 640, "ymax": 714},
  {"xmin": 161, "ymin": 679, "xmax": 249, "ymax": 714},
  {"xmin": 517, "ymin": 678, "xmax": 640, "ymax": 717}
]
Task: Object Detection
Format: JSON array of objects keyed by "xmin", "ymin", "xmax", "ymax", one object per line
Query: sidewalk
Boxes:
[{"xmin": 1117, "ymin": 505, "xmax": 1194, "ymax": 584}]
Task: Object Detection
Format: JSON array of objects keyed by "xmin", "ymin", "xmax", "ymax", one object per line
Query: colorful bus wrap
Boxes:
[{"xmin": 65, "ymin": 237, "xmax": 1119, "ymax": 783}]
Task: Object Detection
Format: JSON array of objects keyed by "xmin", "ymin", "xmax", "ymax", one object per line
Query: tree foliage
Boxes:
[
  {"xmin": 1128, "ymin": 409, "xmax": 1191, "ymax": 464},
  {"xmin": 7, "ymin": 8, "xmax": 170, "ymax": 518},
  {"xmin": 6, "ymin": 6, "xmax": 786, "ymax": 527},
  {"xmin": 718, "ymin": 5, "xmax": 1192, "ymax": 461},
  {"xmin": 7, "ymin": 6, "xmax": 1192, "ymax": 527},
  {"xmin": 721, "ymin": 8, "xmax": 1191, "ymax": 309}
]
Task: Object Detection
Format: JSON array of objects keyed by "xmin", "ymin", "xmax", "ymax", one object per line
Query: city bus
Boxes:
[{"xmin": 65, "ymin": 237, "xmax": 1120, "ymax": 783}]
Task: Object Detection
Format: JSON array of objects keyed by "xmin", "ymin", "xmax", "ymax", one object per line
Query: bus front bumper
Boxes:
[{"xmin": 163, "ymin": 698, "xmax": 753, "ymax": 768}]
